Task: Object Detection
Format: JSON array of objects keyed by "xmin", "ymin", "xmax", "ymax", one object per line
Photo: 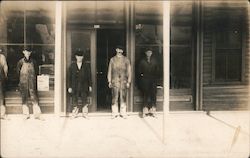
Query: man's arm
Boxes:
[
  {"xmin": 127, "ymin": 59, "xmax": 132, "ymax": 84},
  {"xmin": 16, "ymin": 59, "xmax": 23, "ymax": 78},
  {"xmin": 107, "ymin": 58, "xmax": 112, "ymax": 88},
  {"xmin": 68, "ymin": 64, "xmax": 73, "ymax": 93},
  {"xmin": 1, "ymin": 55, "xmax": 8, "ymax": 77}
]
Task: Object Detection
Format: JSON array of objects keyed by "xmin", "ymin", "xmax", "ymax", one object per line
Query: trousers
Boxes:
[{"xmin": 111, "ymin": 87, "xmax": 127, "ymax": 116}]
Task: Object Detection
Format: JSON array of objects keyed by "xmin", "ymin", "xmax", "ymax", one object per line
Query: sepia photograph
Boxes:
[{"xmin": 0, "ymin": 0, "xmax": 249, "ymax": 158}]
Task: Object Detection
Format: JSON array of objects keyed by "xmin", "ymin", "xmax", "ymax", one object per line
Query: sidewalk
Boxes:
[{"xmin": 1, "ymin": 111, "xmax": 249, "ymax": 158}]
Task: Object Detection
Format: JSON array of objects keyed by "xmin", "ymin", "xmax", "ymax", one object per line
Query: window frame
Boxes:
[{"xmin": 211, "ymin": 9, "xmax": 246, "ymax": 85}]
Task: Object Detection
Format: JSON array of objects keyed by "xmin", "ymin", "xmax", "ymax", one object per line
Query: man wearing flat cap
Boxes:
[
  {"xmin": 107, "ymin": 45, "xmax": 131, "ymax": 119},
  {"xmin": 138, "ymin": 48, "xmax": 159, "ymax": 118},
  {"xmin": 0, "ymin": 48, "xmax": 8, "ymax": 119},
  {"xmin": 17, "ymin": 46, "xmax": 43, "ymax": 120},
  {"xmin": 68, "ymin": 49, "xmax": 92, "ymax": 119}
]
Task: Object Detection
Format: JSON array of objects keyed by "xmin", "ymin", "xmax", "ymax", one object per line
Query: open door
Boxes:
[
  {"xmin": 65, "ymin": 30, "xmax": 97, "ymax": 113},
  {"xmin": 96, "ymin": 29, "xmax": 125, "ymax": 112}
]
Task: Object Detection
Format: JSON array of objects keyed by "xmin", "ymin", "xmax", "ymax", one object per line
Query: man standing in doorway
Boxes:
[
  {"xmin": 107, "ymin": 45, "xmax": 131, "ymax": 119},
  {"xmin": 17, "ymin": 47, "xmax": 43, "ymax": 120},
  {"xmin": 138, "ymin": 48, "xmax": 159, "ymax": 118},
  {"xmin": 68, "ymin": 49, "xmax": 92, "ymax": 119},
  {"xmin": 0, "ymin": 48, "xmax": 8, "ymax": 119}
]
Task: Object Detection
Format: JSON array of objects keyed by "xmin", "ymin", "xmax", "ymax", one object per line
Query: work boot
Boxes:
[
  {"xmin": 142, "ymin": 107, "xmax": 149, "ymax": 118},
  {"xmin": 111, "ymin": 114, "xmax": 119, "ymax": 119}
]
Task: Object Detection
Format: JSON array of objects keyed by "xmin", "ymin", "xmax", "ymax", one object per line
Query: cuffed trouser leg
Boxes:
[
  {"xmin": 82, "ymin": 105, "xmax": 88, "ymax": 118},
  {"xmin": 111, "ymin": 104, "xmax": 119, "ymax": 117},
  {"xmin": 71, "ymin": 94, "xmax": 79, "ymax": 117},
  {"xmin": 33, "ymin": 104, "xmax": 41, "ymax": 118},
  {"xmin": 120, "ymin": 103, "xmax": 127, "ymax": 117},
  {"xmin": 0, "ymin": 105, "xmax": 6, "ymax": 119},
  {"xmin": 142, "ymin": 107, "xmax": 149, "ymax": 117},
  {"xmin": 111, "ymin": 87, "xmax": 119, "ymax": 117},
  {"xmin": 22, "ymin": 104, "xmax": 30, "ymax": 119},
  {"xmin": 120, "ymin": 88, "xmax": 127, "ymax": 117}
]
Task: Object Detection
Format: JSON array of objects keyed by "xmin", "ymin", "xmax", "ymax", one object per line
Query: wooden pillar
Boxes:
[
  {"xmin": 54, "ymin": 1, "xmax": 63, "ymax": 116},
  {"xmin": 163, "ymin": 1, "xmax": 170, "ymax": 144},
  {"xmin": 195, "ymin": 0, "xmax": 203, "ymax": 111},
  {"xmin": 126, "ymin": 1, "xmax": 135, "ymax": 112}
]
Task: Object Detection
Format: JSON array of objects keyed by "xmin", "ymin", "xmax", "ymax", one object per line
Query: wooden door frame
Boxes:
[{"xmin": 64, "ymin": 29, "xmax": 97, "ymax": 114}]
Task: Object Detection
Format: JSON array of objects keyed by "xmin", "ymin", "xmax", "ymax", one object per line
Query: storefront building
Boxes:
[{"xmin": 0, "ymin": 1, "xmax": 249, "ymax": 115}]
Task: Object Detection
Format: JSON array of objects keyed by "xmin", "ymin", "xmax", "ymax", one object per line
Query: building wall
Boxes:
[{"xmin": 202, "ymin": 1, "xmax": 250, "ymax": 110}]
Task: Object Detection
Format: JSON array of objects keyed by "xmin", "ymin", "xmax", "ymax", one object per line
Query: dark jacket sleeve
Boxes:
[
  {"xmin": 68, "ymin": 64, "xmax": 72, "ymax": 88},
  {"xmin": 86, "ymin": 63, "xmax": 92, "ymax": 88},
  {"xmin": 138, "ymin": 59, "xmax": 144, "ymax": 77},
  {"xmin": 32, "ymin": 59, "xmax": 39, "ymax": 76},
  {"xmin": 16, "ymin": 59, "xmax": 23, "ymax": 78}
]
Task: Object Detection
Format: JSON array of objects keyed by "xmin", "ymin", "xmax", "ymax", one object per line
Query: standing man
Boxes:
[
  {"xmin": 68, "ymin": 49, "xmax": 92, "ymax": 119},
  {"xmin": 17, "ymin": 47, "xmax": 43, "ymax": 120},
  {"xmin": 138, "ymin": 48, "xmax": 159, "ymax": 118},
  {"xmin": 0, "ymin": 48, "xmax": 8, "ymax": 119},
  {"xmin": 107, "ymin": 45, "xmax": 131, "ymax": 119}
]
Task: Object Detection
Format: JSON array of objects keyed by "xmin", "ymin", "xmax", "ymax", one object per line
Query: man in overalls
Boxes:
[
  {"xmin": 17, "ymin": 47, "xmax": 43, "ymax": 120},
  {"xmin": 0, "ymin": 48, "xmax": 8, "ymax": 119},
  {"xmin": 107, "ymin": 45, "xmax": 131, "ymax": 119}
]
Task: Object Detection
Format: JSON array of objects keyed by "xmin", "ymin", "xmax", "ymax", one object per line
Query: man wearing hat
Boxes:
[
  {"xmin": 68, "ymin": 49, "xmax": 92, "ymax": 119},
  {"xmin": 107, "ymin": 45, "xmax": 131, "ymax": 119},
  {"xmin": 138, "ymin": 48, "xmax": 159, "ymax": 118},
  {"xmin": 17, "ymin": 46, "xmax": 43, "ymax": 120},
  {"xmin": 0, "ymin": 48, "xmax": 8, "ymax": 119}
]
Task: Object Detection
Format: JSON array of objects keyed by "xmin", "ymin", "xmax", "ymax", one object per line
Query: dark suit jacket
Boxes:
[
  {"xmin": 138, "ymin": 57, "xmax": 159, "ymax": 92},
  {"xmin": 68, "ymin": 61, "xmax": 92, "ymax": 95}
]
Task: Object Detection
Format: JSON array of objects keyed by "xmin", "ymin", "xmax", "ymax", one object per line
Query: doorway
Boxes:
[
  {"xmin": 66, "ymin": 29, "xmax": 125, "ymax": 113},
  {"xmin": 96, "ymin": 29, "xmax": 125, "ymax": 111}
]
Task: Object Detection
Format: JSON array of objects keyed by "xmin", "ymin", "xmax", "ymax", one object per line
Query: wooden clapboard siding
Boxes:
[
  {"xmin": 203, "ymin": 86, "xmax": 250, "ymax": 110},
  {"xmin": 4, "ymin": 91, "xmax": 54, "ymax": 114},
  {"xmin": 202, "ymin": 1, "xmax": 250, "ymax": 111}
]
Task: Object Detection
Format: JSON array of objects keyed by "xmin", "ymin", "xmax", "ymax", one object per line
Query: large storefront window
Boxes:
[
  {"xmin": 133, "ymin": 2, "xmax": 163, "ymax": 111},
  {"xmin": 170, "ymin": 2, "xmax": 193, "ymax": 89},
  {"xmin": 134, "ymin": 2, "xmax": 163, "ymax": 89},
  {"xmin": 0, "ymin": 1, "xmax": 55, "ymax": 90}
]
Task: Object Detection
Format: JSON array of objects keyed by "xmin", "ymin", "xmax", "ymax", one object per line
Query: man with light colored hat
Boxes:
[
  {"xmin": 0, "ymin": 48, "xmax": 8, "ymax": 119},
  {"xmin": 107, "ymin": 45, "xmax": 131, "ymax": 119},
  {"xmin": 17, "ymin": 46, "xmax": 43, "ymax": 120}
]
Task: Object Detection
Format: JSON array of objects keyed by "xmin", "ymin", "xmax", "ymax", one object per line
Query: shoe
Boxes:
[
  {"xmin": 111, "ymin": 115, "xmax": 118, "ymax": 119},
  {"xmin": 142, "ymin": 107, "xmax": 149, "ymax": 118},
  {"xmin": 34, "ymin": 116, "xmax": 45, "ymax": 121},
  {"xmin": 82, "ymin": 114, "xmax": 89, "ymax": 119},
  {"xmin": 23, "ymin": 115, "xmax": 30, "ymax": 120},
  {"xmin": 120, "ymin": 115, "xmax": 127, "ymax": 119},
  {"xmin": 151, "ymin": 113, "xmax": 157, "ymax": 118},
  {"xmin": 71, "ymin": 107, "xmax": 79, "ymax": 119}
]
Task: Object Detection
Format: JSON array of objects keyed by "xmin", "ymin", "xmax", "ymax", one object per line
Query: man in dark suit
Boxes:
[
  {"xmin": 138, "ymin": 48, "xmax": 159, "ymax": 118},
  {"xmin": 68, "ymin": 49, "xmax": 92, "ymax": 119}
]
